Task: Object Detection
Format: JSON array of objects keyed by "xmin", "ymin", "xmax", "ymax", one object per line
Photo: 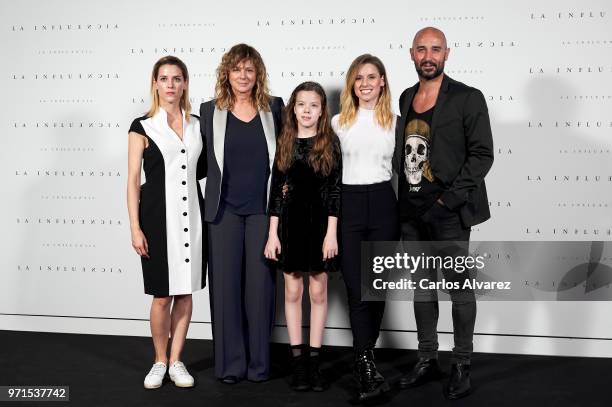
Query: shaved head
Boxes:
[
  {"xmin": 410, "ymin": 27, "xmax": 450, "ymax": 80},
  {"xmin": 412, "ymin": 27, "xmax": 448, "ymax": 49}
]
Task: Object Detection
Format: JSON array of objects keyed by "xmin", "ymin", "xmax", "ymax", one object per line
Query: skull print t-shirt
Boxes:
[{"xmin": 399, "ymin": 105, "xmax": 443, "ymax": 220}]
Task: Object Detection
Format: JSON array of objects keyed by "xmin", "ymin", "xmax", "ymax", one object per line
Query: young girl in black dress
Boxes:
[{"xmin": 264, "ymin": 81, "xmax": 341, "ymax": 392}]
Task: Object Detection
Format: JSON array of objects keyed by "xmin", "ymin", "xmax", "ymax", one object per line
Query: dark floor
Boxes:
[{"xmin": 1, "ymin": 330, "xmax": 610, "ymax": 407}]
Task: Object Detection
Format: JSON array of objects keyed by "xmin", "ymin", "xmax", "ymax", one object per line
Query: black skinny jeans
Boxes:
[{"xmin": 401, "ymin": 202, "xmax": 476, "ymax": 364}]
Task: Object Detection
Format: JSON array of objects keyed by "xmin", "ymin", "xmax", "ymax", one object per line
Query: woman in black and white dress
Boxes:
[{"xmin": 127, "ymin": 56, "xmax": 206, "ymax": 389}]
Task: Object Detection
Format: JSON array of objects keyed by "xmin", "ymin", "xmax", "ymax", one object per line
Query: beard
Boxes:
[{"xmin": 415, "ymin": 60, "xmax": 445, "ymax": 80}]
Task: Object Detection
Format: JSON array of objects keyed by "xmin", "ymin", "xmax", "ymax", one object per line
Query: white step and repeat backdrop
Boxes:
[{"xmin": 1, "ymin": 0, "xmax": 611, "ymax": 357}]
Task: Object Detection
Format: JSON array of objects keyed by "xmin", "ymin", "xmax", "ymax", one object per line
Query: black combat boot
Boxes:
[{"xmin": 353, "ymin": 349, "xmax": 389, "ymax": 401}]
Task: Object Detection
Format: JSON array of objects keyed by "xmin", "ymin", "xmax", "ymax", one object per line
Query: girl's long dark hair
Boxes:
[{"xmin": 276, "ymin": 81, "xmax": 335, "ymax": 176}]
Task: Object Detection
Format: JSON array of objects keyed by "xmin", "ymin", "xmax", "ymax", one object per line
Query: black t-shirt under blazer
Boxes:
[{"xmin": 399, "ymin": 105, "xmax": 445, "ymax": 220}]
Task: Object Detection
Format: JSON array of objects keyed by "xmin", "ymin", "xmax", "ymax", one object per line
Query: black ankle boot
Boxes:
[
  {"xmin": 290, "ymin": 345, "xmax": 310, "ymax": 391},
  {"xmin": 399, "ymin": 357, "xmax": 442, "ymax": 389},
  {"xmin": 444, "ymin": 362, "xmax": 471, "ymax": 399},
  {"xmin": 309, "ymin": 347, "xmax": 326, "ymax": 392},
  {"xmin": 353, "ymin": 349, "xmax": 389, "ymax": 401}
]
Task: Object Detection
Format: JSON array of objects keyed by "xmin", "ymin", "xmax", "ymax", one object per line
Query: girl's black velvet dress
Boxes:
[{"xmin": 269, "ymin": 136, "xmax": 342, "ymax": 273}]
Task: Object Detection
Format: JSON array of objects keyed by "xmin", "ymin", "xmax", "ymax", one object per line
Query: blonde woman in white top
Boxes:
[{"xmin": 331, "ymin": 54, "xmax": 398, "ymax": 402}]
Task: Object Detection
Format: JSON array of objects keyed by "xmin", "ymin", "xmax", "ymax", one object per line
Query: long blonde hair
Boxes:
[
  {"xmin": 338, "ymin": 54, "xmax": 393, "ymax": 130},
  {"xmin": 146, "ymin": 55, "xmax": 191, "ymax": 121},
  {"xmin": 214, "ymin": 44, "xmax": 271, "ymax": 111}
]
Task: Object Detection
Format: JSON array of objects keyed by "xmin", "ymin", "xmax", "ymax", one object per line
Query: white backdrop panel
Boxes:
[{"xmin": 1, "ymin": 0, "xmax": 611, "ymax": 357}]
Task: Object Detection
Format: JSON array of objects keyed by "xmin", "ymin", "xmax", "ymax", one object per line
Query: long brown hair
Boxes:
[
  {"xmin": 338, "ymin": 54, "xmax": 393, "ymax": 130},
  {"xmin": 214, "ymin": 43, "xmax": 271, "ymax": 111},
  {"xmin": 146, "ymin": 55, "xmax": 191, "ymax": 121},
  {"xmin": 276, "ymin": 82, "xmax": 336, "ymax": 176}
]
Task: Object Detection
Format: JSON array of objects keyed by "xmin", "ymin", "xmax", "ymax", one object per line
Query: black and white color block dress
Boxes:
[{"xmin": 129, "ymin": 108, "xmax": 207, "ymax": 297}]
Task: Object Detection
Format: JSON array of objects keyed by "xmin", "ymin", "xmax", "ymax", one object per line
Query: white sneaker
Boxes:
[
  {"xmin": 168, "ymin": 361, "xmax": 195, "ymax": 388},
  {"xmin": 144, "ymin": 362, "xmax": 167, "ymax": 389}
]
